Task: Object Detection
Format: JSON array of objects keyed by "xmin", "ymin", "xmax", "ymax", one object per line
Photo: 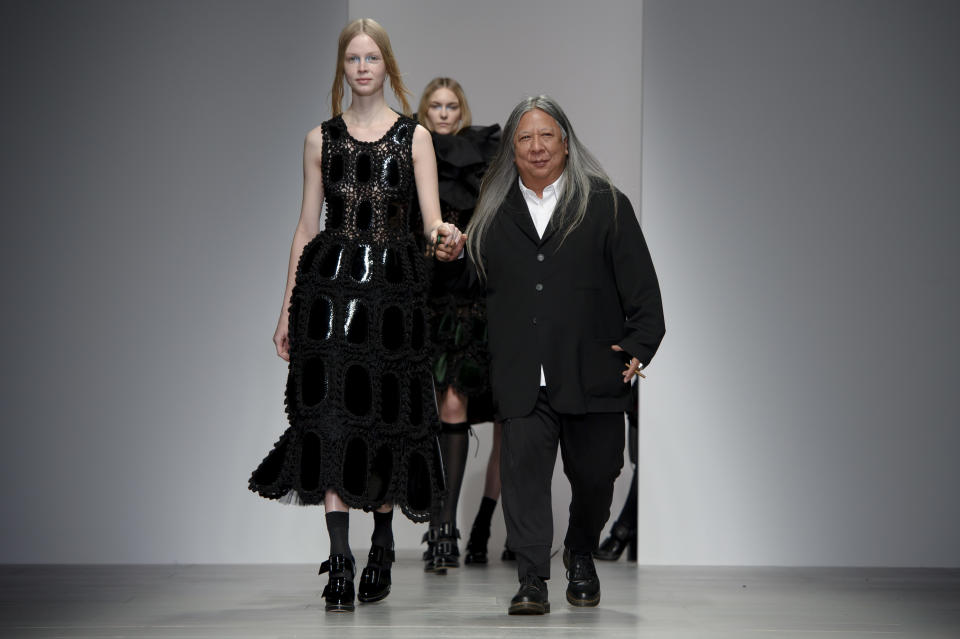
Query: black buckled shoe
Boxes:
[
  {"xmin": 508, "ymin": 574, "xmax": 550, "ymax": 615},
  {"xmin": 357, "ymin": 545, "xmax": 394, "ymax": 603},
  {"xmin": 319, "ymin": 554, "xmax": 355, "ymax": 612},
  {"xmin": 432, "ymin": 522, "xmax": 460, "ymax": 570},
  {"xmin": 593, "ymin": 522, "xmax": 637, "ymax": 562},
  {"xmin": 464, "ymin": 523, "xmax": 489, "ymax": 565},
  {"xmin": 563, "ymin": 547, "xmax": 601, "ymax": 607}
]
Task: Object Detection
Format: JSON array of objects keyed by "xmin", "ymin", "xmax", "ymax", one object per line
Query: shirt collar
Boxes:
[{"xmin": 518, "ymin": 172, "xmax": 565, "ymax": 202}]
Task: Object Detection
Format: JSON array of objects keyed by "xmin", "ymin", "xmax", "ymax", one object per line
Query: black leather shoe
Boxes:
[
  {"xmin": 501, "ymin": 547, "xmax": 516, "ymax": 561},
  {"xmin": 563, "ymin": 547, "xmax": 600, "ymax": 607},
  {"xmin": 319, "ymin": 554, "xmax": 355, "ymax": 612},
  {"xmin": 357, "ymin": 545, "xmax": 394, "ymax": 603},
  {"xmin": 464, "ymin": 523, "xmax": 489, "ymax": 565},
  {"xmin": 432, "ymin": 522, "xmax": 460, "ymax": 570},
  {"xmin": 464, "ymin": 547, "xmax": 488, "ymax": 564},
  {"xmin": 593, "ymin": 522, "xmax": 637, "ymax": 561},
  {"xmin": 508, "ymin": 574, "xmax": 550, "ymax": 615}
]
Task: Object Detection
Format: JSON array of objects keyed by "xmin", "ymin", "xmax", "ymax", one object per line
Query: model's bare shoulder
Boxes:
[
  {"xmin": 412, "ymin": 122, "xmax": 432, "ymax": 145},
  {"xmin": 305, "ymin": 125, "xmax": 324, "ymax": 149},
  {"xmin": 301, "ymin": 125, "xmax": 325, "ymax": 167},
  {"xmin": 411, "ymin": 123, "xmax": 436, "ymax": 165}
]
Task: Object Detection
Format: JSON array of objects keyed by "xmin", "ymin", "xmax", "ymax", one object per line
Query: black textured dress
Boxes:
[
  {"xmin": 250, "ymin": 115, "xmax": 444, "ymax": 522},
  {"xmin": 427, "ymin": 125, "xmax": 500, "ymax": 424}
]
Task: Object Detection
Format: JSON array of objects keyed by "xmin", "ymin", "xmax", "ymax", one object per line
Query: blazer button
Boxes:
[
  {"xmin": 535, "ymin": 283, "xmax": 543, "ymax": 292},
  {"xmin": 532, "ymin": 317, "xmax": 538, "ymax": 325},
  {"xmin": 537, "ymin": 253, "xmax": 545, "ymax": 262}
]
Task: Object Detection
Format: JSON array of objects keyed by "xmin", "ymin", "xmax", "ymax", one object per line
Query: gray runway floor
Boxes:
[{"xmin": 1, "ymin": 554, "xmax": 958, "ymax": 638}]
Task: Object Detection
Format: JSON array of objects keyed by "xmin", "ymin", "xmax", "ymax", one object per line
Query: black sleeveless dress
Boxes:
[
  {"xmin": 249, "ymin": 115, "xmax": 444, "ymax": 522},
  {"xmin": 427, "ymin": 125, "xmax": 501, "ymax": 424}
]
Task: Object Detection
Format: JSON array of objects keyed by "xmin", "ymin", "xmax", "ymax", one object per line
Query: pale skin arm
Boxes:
[
  {"xmin": 273, "ymin": 127, "xmax": 324, "ymax": 361},
  {"xmin": 411, "ymin": 124, "xmax": 462, "ymax": 259}
]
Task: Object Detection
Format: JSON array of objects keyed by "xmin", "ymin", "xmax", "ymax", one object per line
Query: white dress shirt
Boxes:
[{"xmin": 518, "ymin": 173, "xmax": 564, "ymax": 386}]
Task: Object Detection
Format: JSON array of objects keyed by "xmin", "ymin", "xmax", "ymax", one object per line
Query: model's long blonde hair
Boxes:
[
  {"xmin": 416, "ymin": 77, "xmax": 472, "ymax": 133},
  {"xmin": 331, "ymin": 18, "xmax": 412, "ymax": 116}
]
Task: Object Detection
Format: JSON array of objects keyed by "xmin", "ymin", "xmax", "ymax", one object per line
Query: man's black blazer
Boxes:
[{"xmin": 447, "ymin": 180, "xmax": 665, "ymax": 420}]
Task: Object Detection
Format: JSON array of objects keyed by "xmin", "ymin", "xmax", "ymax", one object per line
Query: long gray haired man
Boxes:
[
  {"xmin": 442, "ymin": 96, "xmax": 664, "ymax": 615},
  {"xmin": 466, "ymin": 96, "xmax": 615, "ymax": 278}
]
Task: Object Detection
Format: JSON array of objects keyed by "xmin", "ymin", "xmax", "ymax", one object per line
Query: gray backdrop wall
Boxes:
[
  {"xmin": 640, "ymin": 0, "xmax": 960, "ymax": 566},
  {"xmin": 1, "ymin": 0, "xmax": 957, "ymax": 566}
]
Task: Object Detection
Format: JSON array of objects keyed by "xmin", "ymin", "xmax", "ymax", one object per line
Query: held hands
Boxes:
[
  {"xmin": 428, "ymin": 222, "xmax": 466, "ymax": 262},
  {"xmin": 611, "ymin": 344, "xmax": 645, "ymax": 382}
]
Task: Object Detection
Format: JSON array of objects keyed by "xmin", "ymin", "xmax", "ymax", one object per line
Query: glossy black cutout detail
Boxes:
[
  {"xmin": 350, "ymin": 245, "xmax": 372, "ymax": 283},
  {"xmin": 391, "ymin": 122, "xmax": 410, "ymax": 146},
  {"xmin": 383, "ymin": 156, "xmax": 400, "ymax": 187},
  {"xmin": 383, "ymin": 248, "xmax": 403, "ymax": 283},
  {"xmin": 356, "ymin": 153, "xmax": 372, "ymax": 183},
  {"xmin": 345, "ymin": 299, "xmax": 369, "ymax": 344},
  {"xmin": 300, "ymin": 431, "xmax": 323, "ymax": 492},
  {"xmin": 325, "ymin": 195, "xmax": 344, "ymax": 229},
  {"xmin": 406, "ymin": 452, "xmax": 431, "ymax": 511},
  {"xmin": 408, "ymin": 376, "xmax": 423, "ymax": 426},
  {"xmin": 302, "ymin": 358, "xmax": 327, "ymax": 407},
  {"xmin": 307, "ymin": 296, "xmax": 334, "ymax": 341},
  {"xmin": 380, "ymin": 373, "xmax": 400, "ymax": 423},
  {"xmin": 411, "ymin": 308, "xmax": 425, "ymax": 350},
  {"xmin": 318, "ymin": 243, "xmax": 344, "ymax": 279},
  {"xmin": 329, "ymin": 153, "xmax": 344, "ymax": 183},
  {"xmin": 299, "ymin": 240, "xmax": 324, "ymax": 275},
  {"xmin": 344, "ymin": 365, "xmax": 372, "ymax": 416},
  {"xmin": 344, "ymin": 437, "xmax": 368, "ymax": 496},
  {"xmin": 370, "ymin": 446, "xmax": 393, "ymax": 502},
  {"xmin": 356, "ymin": 200, "xmax": 373, "ymax": 231},
  {"xmin": 381, "ymin": 306, "xmax": 404, "ymax": 350}
]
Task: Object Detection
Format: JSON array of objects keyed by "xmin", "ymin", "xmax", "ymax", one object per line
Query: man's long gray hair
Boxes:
[{"xmin": 466, "ymin": 95, "xmax": 615, "ymax": 279}]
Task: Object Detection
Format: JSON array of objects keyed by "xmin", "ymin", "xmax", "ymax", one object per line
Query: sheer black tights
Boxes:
[{"xmin": 437, "ymin": 421, "xmax": 470, "ymax": 526}]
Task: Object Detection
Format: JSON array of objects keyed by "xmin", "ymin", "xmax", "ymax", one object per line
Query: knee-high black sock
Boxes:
[
  {"xmin": 371, "ymin": 510, "xmax": 394, "ymax": 549},
  {"xmin": 439, "ymin": 421, "xmax": 470, "ymax": 526},
  {"xmin": 325, "ymin": 511, "xmax": 351, "ymax": 560},
  {"xmin": 472, "ymin": 496, "xmax": 497, "ymax": 532}
]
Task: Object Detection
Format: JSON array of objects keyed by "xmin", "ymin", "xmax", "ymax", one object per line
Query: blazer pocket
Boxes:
[{"xmin": 583, "ymin": 339, "xmax": 629, "ymax": 398}]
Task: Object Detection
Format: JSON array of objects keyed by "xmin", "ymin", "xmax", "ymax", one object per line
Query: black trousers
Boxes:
[{"xmin": 500, "ymin": 388, "xmax": 625, "ymax": 579}]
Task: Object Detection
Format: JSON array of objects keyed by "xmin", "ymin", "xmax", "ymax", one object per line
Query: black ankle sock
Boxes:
[
  {"xmin": 325, "ymin": 511, "xmax": 351, "ymax": 560},
  {"xmin": 371, "ymin": 510, "xmax": 394, "ymax": 549},
  {"xmin": 473, "ymin": 496, "xmax": 497, "ymax": 531}
]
